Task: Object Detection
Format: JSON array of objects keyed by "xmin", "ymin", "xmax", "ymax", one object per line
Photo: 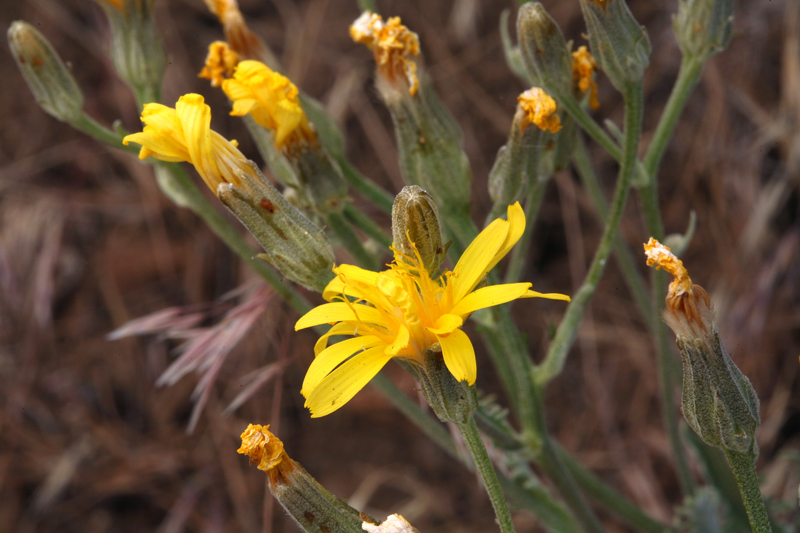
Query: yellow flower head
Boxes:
[
  {"xmin": 572, "ymin": 46, "xmax": 600, "ymax": 110},
  {"xmin": 203, "ymin": 0, "xmax": 267, "ymax": 61},
  {"xmin": 123, "ymin": 94, "xmax": 252, "ymax": 194},
  {"xmin": 198, "ymin": 41, "xmax": 240, "ymax": 87},
  {"xmin": 644, "ymin": 237, "xmax": 712, "ymax": 341},
  {"xmin": 518, "ymin": 88, "xmax": 562, "ymax": 133},
  {"xmin": 237, "ymin": 423, "xmax": 296, "ymax": 484},
  {"xmin": 350, "ymin": 12, "xmax": 420, "ymax": 96},
  {"xmin": 295, "ymin": 203, "xmax": 570, "ymax": 417},
  {"xmin": 222, "ymin": 60, "xmax": 315, "ymax": 152}
]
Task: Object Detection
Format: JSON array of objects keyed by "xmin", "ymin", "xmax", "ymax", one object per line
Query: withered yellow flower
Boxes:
[
  {"xmin": 202, "ymin": 0, "xmax": 267, "ymax": 61},
  {"xmin": 238, "ymin": 423, "xmax": 295, "ymax": 484},
  {"xmin": 518, "ymin": 88, "xmax": 562, "ymax": 133},
  {"xmin": 295, "ymin": 203, "xmax": 570, "ymax": 418},
  {"xmin": 350, "ymin": 12, "xmax": 420, "ymax": 96},
  {"xmin": 198, "ymin": 41, "xmax": 240, "ymax": 87},
  {"xmin": 644, "ymin": 237, "xmax": 712, "ymax": 343},
  {"xmin": 123, "ymin": 93, "xmax": 252, "ymax": 193},
  {"xmin": 222, "ymin": 60, "xmax": 315, "ymax": 152},
  {"xmin": 572, "ymin": 45, "xmax": 600, "ymax": 110}
]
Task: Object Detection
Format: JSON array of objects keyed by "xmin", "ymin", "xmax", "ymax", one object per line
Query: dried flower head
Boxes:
[
  {"xmin": 202, "ymin": 0, "xmax": 267, "ymax": 61},
  {"xmin": 222, "ymin": 60, "xmax": 315, "ymax": 151},
  {"xmin": 123, "ymin": 94, "xmax": 253, "ymax": 194},
  {"xmin": 572, "ymin": 46, "xmax": 600, "ymax": 110},
  {"xmin": 198, "ymin": 41, "xmax": 240, "ymax": 87},
  {"xmin": 351, "ymin": 12, "xmax": 420, "ymax": 96},
  {"xmin": 518, "ymin": 88, "xmax": 562, "ymax": 133},
  {"xmin": 238, "ymin": 424, "xmax": 290, "ymax": 472},
  {"xmin": 644, "ymin": 237, "xmax": 713, "ymax": 344}
]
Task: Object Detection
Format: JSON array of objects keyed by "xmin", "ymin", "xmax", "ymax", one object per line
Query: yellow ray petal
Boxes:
[
  {"xmin": 386, "ymin": 324, "xmax": 410, "ymax": 355},
  {"xmin": 521, "ymin": 290, "xmax": 571, "ymax": 302},
  {"xmin": 322, "ymin": 265, "xmax": 381, "ymax": 302},
  {"xmin": 450, "ymin": 219, "xmax": 507, "ymax": 303},
  {"xmin": 437, "ymin": 328, "xmax": 476, "ymax": 385},
  {"xmin": 449, "ymin": 282, "xmax": 533, "ymax": 317},
  {"xmin": 301, "ymin": 335, "xmax": 383, "ymax": 396},
  {"xmin": 426, "ymin": 314, "xmax": 463, "ymax": 335},
  {"xmin": 295, "ymin": 302, "xmax": 386, "ymax": 330},
  {"xmin": 314, "ymin": 323, "xmax": 357, "ymax": 356},
  {"xmin": 304, "ymin": 346, "xmax": 394, "ymax": 418},
  {"xmin": 484, "ymin": 202, "xmax": 525, "ymax": 275}
]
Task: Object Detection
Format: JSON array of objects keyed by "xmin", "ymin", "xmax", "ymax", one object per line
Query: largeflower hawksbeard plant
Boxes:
[{"xmin": 295, "ymin": 202, "xmax": 569, "ymax": 417}]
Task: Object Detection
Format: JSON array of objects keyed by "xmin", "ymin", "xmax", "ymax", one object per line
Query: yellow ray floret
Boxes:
[
  {"xmin": 572, "ymin": 46, "xmax": 600, "ymax": 110},
  {"xmin": 222, "ymin": 60, "xmax": 315, "ymax": 151},
  {"xmin": 518, "ymin": 88, "xmax": 562, "ymax": 133},
  {"xmin": 350, "ymin": 12, "xmax": 420, "ymax": 96},
  {"xmin": 123, "ymin": 93, "xmax": 252, "ymax": 194},
  {"xmin": 296, "ymin": 203, "xmax": 570, "ymax": 418},
  {"xmin": 198, "ymin": 41, "xmax": 240, "ymax": 87}
]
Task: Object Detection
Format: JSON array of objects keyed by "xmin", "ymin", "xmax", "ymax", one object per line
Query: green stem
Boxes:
[
  {"xmin": 571, "ymin": 137, "xmax": 652, "ymax": 324},
  {"xmin": 724, "ymin": 449, "xmax": 773, "ymax": 533},
  {"xmin": 503, "ymin": 178, "xmax": 549, "ymax": 284},
  {"xmin": 532, "ymin": 389, "xmax": 607, "ymax": 533},
  {"xmin": 71, "ymin": 113, "xmax": 139, "ymax": 155},
  {"xmin": 456, "ymin": 417, "xmax": 517, "ymax": 533},
  {"xmin": 642, "ymin": 57, "xmax": 703, "ymax": 179},
  {"xmin": 535, "ymin": 83, "xmax": 644, "ymax": 384},
  {"xmin": 133, "ymin": 82, "xmax": 161, "ymax": 112},
  {"xmin": 342, "ymin": 203, "xmax": 392, "ymax": 248},
  {"xmin": 325, "ymin": 211, "xmax": 379, "ymax": 270},
  {"xmin": 338, "ymin": 159, "xmax": 395, "ymax": 213},
  {"xmin": 555, "ymin": 443, "xmax": 673, "ymax": 533}
]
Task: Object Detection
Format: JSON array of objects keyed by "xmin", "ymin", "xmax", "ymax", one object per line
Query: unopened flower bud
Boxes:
[
  {"xmin": 579, "ymin": 0, "xmax": 651, "ymax": 89},
  {"xmin": 95, "ymin": 0, "xmax": 166, "ymax": 98},
  {"xmin": 517, "ymin": 3, "xmax": 573, "ymax": 97},
  {"xmin": 8, "ymin": 21, "xmax": 84, "ymax": 123},
  {"xmin": 674, "ymin": 0, "xmax": 733, "ymax": 61},
  {"xmin": 218, "ymin": 165, "xmax": 336, "ymax": 293},
  {"xmin": 238, "ymin": 424, "xmax": 368, "ymax": 533},
  {"xmin": 644, "ymin": 239, "xmax": 761, "ymax": 456},
  {"xmin": 392, "ymin": 186, "xmax": 445, "ymax": 277}
]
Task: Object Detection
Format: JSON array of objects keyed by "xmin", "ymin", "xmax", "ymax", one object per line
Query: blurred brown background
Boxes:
[{"xmin": 1, "ymin": 0, "xmax": 798, "ymax": 531}]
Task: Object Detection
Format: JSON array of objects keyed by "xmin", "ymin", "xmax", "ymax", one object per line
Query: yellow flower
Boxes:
[
  {"xmin": 518, "ymin": 88, "xmax": 562, "ymax": 133},
  {"xmin": 123, "ymin": 93, "xmax": 252, "ymax": 193},
  {"xmin": 572, "ymin": 46, "xmax": 600, "ymax": 110},
  {"xmin": 644, "ymin": 237, "xmax": 712, "ymax": 340},
  {"xmin": 222, "ymin": 60, "xmax": 315, "ymax": 152},
  {"xmin": 198, "ymin": 41, "xmax": 240, "ymax": 87},
  {"xmin": 295, "ymin": 203, "xmax": 570, "ymax": 417},
  {"xmin": 350, "ymin": 12, "xmax": 420, "ymax": 96}
]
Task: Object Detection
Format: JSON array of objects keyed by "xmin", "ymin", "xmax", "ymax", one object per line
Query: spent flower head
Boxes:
[
  {"xmin": 351, "ymin": 12, "xmax": 420, "ymax": 96},
  {"xmin": 518, "ymin": 88, "xmax": 562, "ymax": 133},
  {"xmin": 295, "ymin": 203, "xmax": 569, "ymax": 417},
  {"xmin": 198, "ymin": 41, "xmax": 240, "ymax": 87},
  {"xmin": 572, "ymin": 46, "xmax": 600, "ymax": 110},
  {"xmin": 123, "ymin": 93, "xmax": 252, "ymax": 194},
  {"xmin": 202, "ymin": 0, "xmax": 271, "ymax": 64}
]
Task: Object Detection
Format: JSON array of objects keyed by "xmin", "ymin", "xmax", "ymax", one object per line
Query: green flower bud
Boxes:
[
  {"xmin": 8, "ymin": 21, "xmax": 84, "ymax": 123},
  {"xmin": 238, "ymin": 424, "xmax": 372, "ymax": 533},
  {"xmin": 95, "ymin": 0, "xmax": 166, "ymax": 99},
  {"xmin": 217, "ymin": 162, "xmax": 335, "ymax": 293},
  {"xmin": 645, "ymin": 239, "xmax": 760, "ymax": 457},
  {"xmin": 579, "ymin": 0, "xmax": 652, "ymax": 89},
  {"xmin": 517, "ymin": 3, "xmax": 573, "ymax": 97},
  {"xmin": 392, "ymin": 185, "xmax": 446, "ymax": 277},
  {"xmin": 674, "ymin": 0, "xmax": 733, "ymax": 61}
]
